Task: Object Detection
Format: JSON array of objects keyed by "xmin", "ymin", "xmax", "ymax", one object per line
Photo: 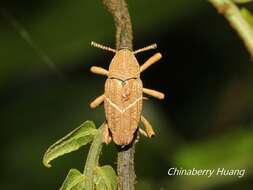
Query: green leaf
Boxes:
[
  {"xmin": 241, "ymin": 8, "xmax": 253, "ymax": 30},
  {"xmin": 233, "ymin": 0, "xmax": 252, "ymax": 4},
  {"xmin": 43, "ymin": 120, "xmax": 98, "ymax": 168},
  {"xmin": 60, "ymin": 169, "xmax": 85, "ymax": 190},
  {"xmin": 94, "ymin": 165, "xmax": 117, "ymax": 190}
]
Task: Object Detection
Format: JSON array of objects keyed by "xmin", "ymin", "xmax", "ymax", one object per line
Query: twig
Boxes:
[
  {"xmin": 101, "ymin": 0, "xmax": 136, "ymax": 189},
  {"xmin": 209, "ymin": 0, "xmax": 253, "ymax": 58},
  {"xmin": 101, "ymin": 0, "xmax": 133, "ymax": 50},
  {"xmin": 116, "ymin": 145, "xmax": 136, "ymax": 190}
]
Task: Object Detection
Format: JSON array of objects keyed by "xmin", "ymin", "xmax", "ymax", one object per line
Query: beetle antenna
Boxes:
[
  {"xmin": 91, "ymin": 41, "xmax": 116, "ymax": 53},
  {"xmin": 134, "ymin": 43, "xmax": 157, "ymax": 54}
]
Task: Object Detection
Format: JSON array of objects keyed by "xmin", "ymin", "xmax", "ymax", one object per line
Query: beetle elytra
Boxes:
[{"xmin": 89, "ymin": 41, "xmax": 165, "ymax": 146}]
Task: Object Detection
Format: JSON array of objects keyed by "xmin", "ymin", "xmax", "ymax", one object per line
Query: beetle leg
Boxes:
[
  {"xmin": 139, "ymin": 128, "xmax": 148, "ymax": 137},
  {"xmin": 102, "ymin": 122, "xmax": 111, "ymax": 144},
  {"xmin": 90, "ymin": 94, "xmax": 104, "ymax": 108},
  {"xmin": 143, "ymin": 88, "xmax": 165, "ymax": 100},
  {"xmin": 91, "ymin": 41, "xmax": 116, "ymax": 53},
  {"xmin": 134, "ymin": 44, "xmax": 157, "ymax": 54},
  {"xmin": 143, "ymin": 97, "xmax": 149, "ymax": 100},
  {"xmin": 90, "ymin": 66, "xmax": 108, "ymax": 76},
  {"xmin": 140, "ymin": 53, "xmax": 162, "ymax": 73},
  {"xmin": 141, "ymin": 115, "xmax": 155, "ymax": 138}
]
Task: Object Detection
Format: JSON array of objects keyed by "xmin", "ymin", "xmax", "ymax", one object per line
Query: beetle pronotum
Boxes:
[{"xmin": 90, "ymin": 41, "xmax": 165, "ymax": 146}]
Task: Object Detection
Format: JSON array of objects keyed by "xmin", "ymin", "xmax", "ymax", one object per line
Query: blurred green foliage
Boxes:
[{"xmin": 1, "ymin": 0, "xmax": 253, "ymax": 190}]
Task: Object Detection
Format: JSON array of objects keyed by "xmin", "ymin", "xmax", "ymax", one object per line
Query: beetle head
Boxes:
[{"xmin": 108, "ymin": 49, "xmax": 140, "ymax": 80}]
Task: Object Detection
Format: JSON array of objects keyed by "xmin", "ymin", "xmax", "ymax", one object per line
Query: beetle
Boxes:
[{"xmin": 89, "ymin": 41, "xmax": 165, "ymax": 146}]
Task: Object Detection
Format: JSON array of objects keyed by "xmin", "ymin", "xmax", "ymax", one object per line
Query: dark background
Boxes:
[{"xmin": 1, "ymin": 0, "xmax": 253, "ymax": 189}]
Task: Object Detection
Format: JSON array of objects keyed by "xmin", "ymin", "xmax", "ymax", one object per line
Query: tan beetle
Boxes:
[{"xmin": 89, "ymin": 41, "xmax": 165, "ymax": 146}]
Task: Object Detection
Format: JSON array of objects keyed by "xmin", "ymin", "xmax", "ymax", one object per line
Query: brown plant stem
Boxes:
[
  {"xmin": 102, "ymin": 0, "xmax": 133, "ymax": 50},
  {"xmin": 101, "ymin": 0, "xmax": 136, "ymax": 190}
]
